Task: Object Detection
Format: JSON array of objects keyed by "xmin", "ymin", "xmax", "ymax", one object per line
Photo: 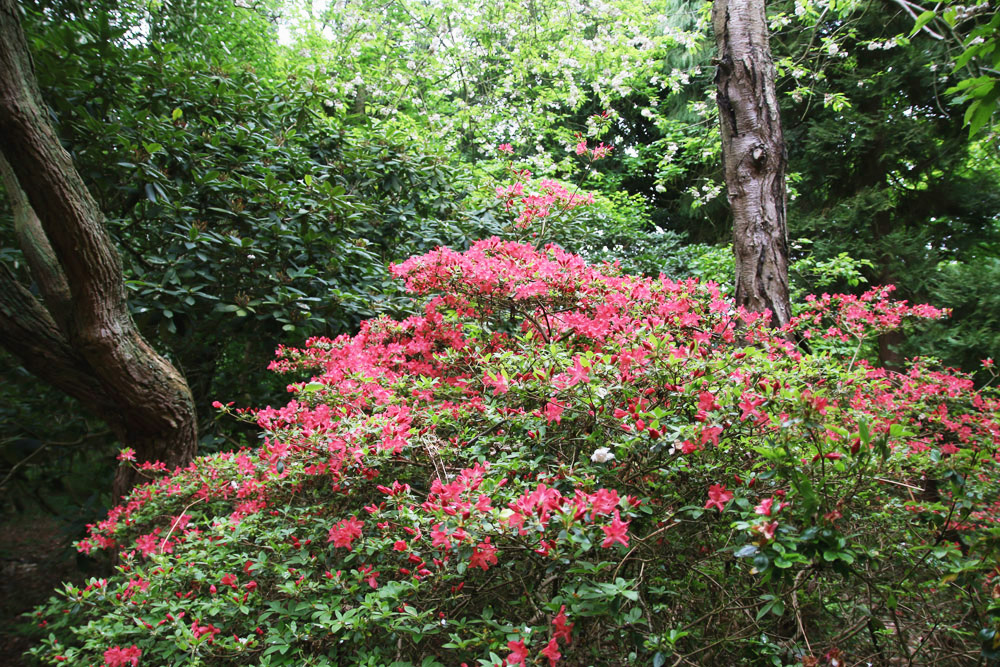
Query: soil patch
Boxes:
[{"xmin": 0, "ymin": 513, "xmax": 85, "ymax": 666}]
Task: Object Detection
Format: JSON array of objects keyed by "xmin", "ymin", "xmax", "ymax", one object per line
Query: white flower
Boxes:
[{"xmin": 590, "ymin": 447, "xmax": 615, "ymax": 463}]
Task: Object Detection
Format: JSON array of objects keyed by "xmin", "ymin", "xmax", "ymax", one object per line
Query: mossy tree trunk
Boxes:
[
  {"xmin": 713, "ymin": 0, "xmax": 792, "ymax": 328},
  {"xmin": 0, "ymin": 0, "xmax": 196, "ymax": 499}
]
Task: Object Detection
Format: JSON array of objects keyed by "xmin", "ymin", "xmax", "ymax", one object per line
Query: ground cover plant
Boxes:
[{"xmin": 27, "ymin": 240, "xmax": 1000, "ymax": 666}]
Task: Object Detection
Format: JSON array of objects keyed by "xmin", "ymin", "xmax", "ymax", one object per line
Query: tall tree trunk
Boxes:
[
  {"xmin": 713, "ymin": 0, "xmax": 792, "ymax": 328},
  {"xmin": 0, "ymin": 0, "xmax": 197, "ymax": 499}
]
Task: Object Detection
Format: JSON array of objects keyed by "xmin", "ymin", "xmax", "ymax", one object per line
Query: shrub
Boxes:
[{"xmin": 28, "ymin": 240, "xmax": 1000, "ymax": 666}]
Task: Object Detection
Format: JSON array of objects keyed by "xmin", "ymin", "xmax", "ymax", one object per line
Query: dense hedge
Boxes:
[{"xmin": 29, "ymin": 240, "xmax": 1000, "ymax": 666}]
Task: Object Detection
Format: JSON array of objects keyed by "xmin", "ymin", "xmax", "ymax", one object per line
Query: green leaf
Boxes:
[
  {"xmin": 858, "ymin": 419, "xmax": 871, "ymax": 445},
  {"xmin": 967, "ymin": 86, "xmax": 999, "ymax": 136},
  {"xmin": 909, "ymin": 10, "xmax": 936, "ymax": 37},
  {"xmin": 172, "ymin": 107, "xmax": 183, "ymax": 121}
]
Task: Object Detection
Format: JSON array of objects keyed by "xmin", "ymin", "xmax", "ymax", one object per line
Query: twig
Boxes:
[
  {"xmin": 791, "ymin": 568, "xmax": 814, "ymax": 656},
  {"xmin": 613, "ymin": 521, "xmax": 679, "ymax": 580},
  {"xmin": 158, "ymin": 497, "xmax": 205, "ymax": 554},
  {"xmin": 890, "ymin": 0, "xmax": 946, "ymax": 40},
  {"xmin": 873, "ymin": 477, "xmax": 923, "ymax": 491}
]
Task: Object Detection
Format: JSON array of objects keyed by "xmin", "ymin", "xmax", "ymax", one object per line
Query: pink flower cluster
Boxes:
[
  {"xmin": 494, "ymin": 178, "xmax": 596, "ymax": 228},
  {"xmin": 103, "ymin": 645, "xmax": 141, "ymax": 667},
  {"xmin": 788, "ymin": 285, "xmax": 949, "ymax": 342},
  {"xmin": 506, "ymin": 605, "xmax": 575, "ymax": 665},
  {"xmin": 64, "ymin": 238, "xmax": 1000, "ymax": 667},
  {"xmin": 574, "ymin": 137, "xmax": 613, "ymax": 160},
  {"xmin": 504, "ymin": 483, "xmax": 632, "ymax": 549}
]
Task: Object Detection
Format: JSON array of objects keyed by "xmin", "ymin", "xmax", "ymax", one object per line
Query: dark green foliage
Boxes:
[
  {"xmin": 775, "ymin": 7, "xmax": 1000, "ymax": 370},
  {"xmin": 1, "ymin": 0, "xmax": 489, "ymax": 515},
  {"xmin": 12, "ymin": 0, "xmax": 486, "ymax": 400},
  {"xmin": 909, "ymin": 256, "xmax": 1000, "ymax": 381}
]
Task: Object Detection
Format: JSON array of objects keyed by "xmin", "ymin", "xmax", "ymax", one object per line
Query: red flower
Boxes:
[
  {"xmin": 565, "ymin": 356, "xmax": 590, "ymax": 386},
  {"xmin": 506, "ymin": 638, "xmax": 529, "ymax": 665},
  {"xmin": 544, "ymin": 400, "xmax": 565, "ymax": 424},
  {"xmin": 327, "ymin": 516, "xmax": 364, "ymax": 550},
  {"xmin": 431, "ymin": 524, "xmax": 452, "ymax": 550},
  {"xmin": 540, "ymin": 637, "xmax": 562, "ymax": 664},
  {"xmin": 103, "ymin": 645, "xmax": 141, "ymax": 667},
  {"xmin": 469, "ymin": 538, "xmax": 499, "ymax": 571},
  {"xmin": 705, "ymin": 484, "xmax": 733, "ymax": 512},
  {"xmin": 754, "ymin": 498, "xmax": 774, "ymax": 516},
  {"xmin": 754, "ymin": 521, "xmax": 779, "ymax": 540},
  {"xmin": 600, "ymin": 510, "xmax": 630, "ymax": 548},
  {"xmin": 552, "ymin": 605, "xmax": 574, "ymax": 643}
]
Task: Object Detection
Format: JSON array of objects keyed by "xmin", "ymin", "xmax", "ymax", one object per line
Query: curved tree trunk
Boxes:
[
  {"xmin": 0, "ymin": 0, "xmax": 197, "ymax": 499},
  {"xmin": 713, "ymin": 0, "xmax": 792, "ymax": 328}
]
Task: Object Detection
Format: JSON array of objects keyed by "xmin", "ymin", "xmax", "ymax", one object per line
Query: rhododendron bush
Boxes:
[{"xmin": 29, "ymin": 240, "xmax": 1000, "ymax": 666}]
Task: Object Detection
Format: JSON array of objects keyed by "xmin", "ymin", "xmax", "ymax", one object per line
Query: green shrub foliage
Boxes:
[{"xmin": 25, "ymin": 241, "xmax": 1000, "ymax": 665}]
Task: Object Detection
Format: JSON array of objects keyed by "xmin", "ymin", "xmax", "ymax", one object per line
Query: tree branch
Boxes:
[
  {"xmin": 0, "ymin": 263, "xmax": 116, "ymax": 418},
  {"xmin": 0, "ymin": 151, "xmax": 73, "ymax": 333}
]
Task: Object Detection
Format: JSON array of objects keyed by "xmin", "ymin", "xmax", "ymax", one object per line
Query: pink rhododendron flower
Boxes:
[
  {"xmin": 327, "ymin": 517, "xmax": 364, "ymax": 550},
  {"xmin": 705, "ymin": 484, "xmax": 733, "ymax": 511},
  {"xmin": 544, "ymin": 400, "xmax": 565, "ymax": 424},
  {"xmin": 498, "ymin": 143, "xmax": 513, "ymax": 154},
  {"xmin": 431, "ymin": 523, "xmax": 452, "ymax": 550},
  {"xmin": 506, "ymin": 638, "xmax": 529, "ymax": 665},
  {"xmin": 755, "ymin": 498, "xmax": 774, "ymax": 516},
  {"xmin": 600, "ymin": 510, "xmax": 630, "ymax": 548},
  {"xmin": 755, "ymin": 521, "xmax": 779, "ymax": 540},
  {"xmin": 589, "ymin": 488, "xmax": 620, "ymax": 518},
  {"xmin": 564, "ymin": 355, "xmax": 590, "ymax": 386},
  {"xmin": 469, "ymin": 538, "xmax": 498, "ymax": 571},
  {"xmin": 552, "ymin": 605, "xmax": 574, "ymax": 643},
  {"xmin": 590, "ymin": 142, "xmax": 613, "ymax": 159},
  {"xmin": 103, "ymin": 644, "xmax": 141, "ymax": 667},
  {"xmin": 484, "ymin": 370, "xmax": 510, "ymax": 395},
  {"xmin": 540, "ymin": 637, "xmax": 562, "ymax": 664}
]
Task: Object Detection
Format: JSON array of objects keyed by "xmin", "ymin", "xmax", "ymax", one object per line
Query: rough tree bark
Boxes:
[
  {"xmin": 712, "ymin": 0, "xmax": 792, "ymax": 328},
  {"xmin": 0, "ymin": 0, "xmax": 197, "ymax": 498}
]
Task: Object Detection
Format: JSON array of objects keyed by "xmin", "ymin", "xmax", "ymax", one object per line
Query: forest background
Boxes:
[{"xmin": 2, "ymin": 0, "xmax": 1000, "ymax": 664}]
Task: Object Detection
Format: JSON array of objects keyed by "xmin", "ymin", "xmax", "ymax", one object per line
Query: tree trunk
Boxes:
[
  {"xmin": 0, "ymin": 0, "xmax": 197, "ymax": 499},
  {"xmin": 712, "ymin": 0, "xmax": 792, "ymax": 328}
]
